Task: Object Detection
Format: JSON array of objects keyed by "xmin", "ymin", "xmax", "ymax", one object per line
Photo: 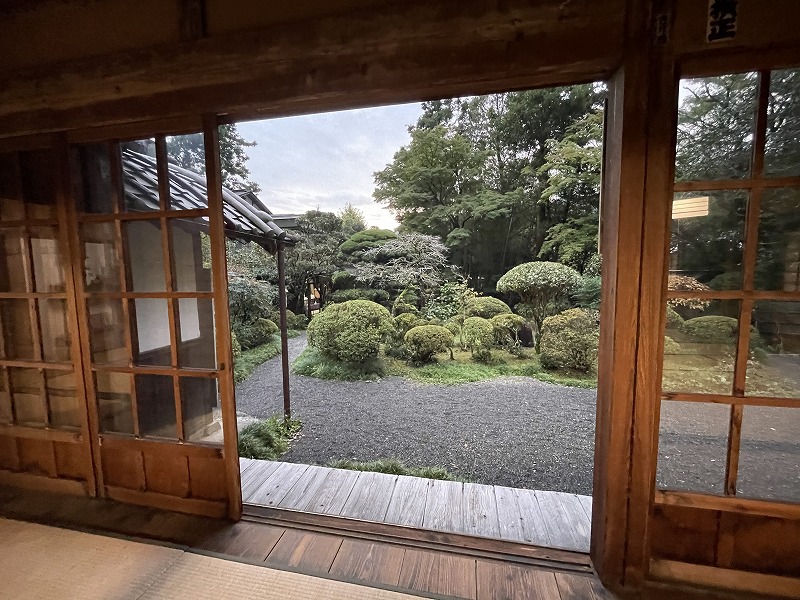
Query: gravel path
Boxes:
[
  {"xmin": 235, "ymin": 334, "xmax": 800, "ymax": 500},
  {"xmin": 235, "ymin": 333, "xmax": 597, "ymax": 495}
]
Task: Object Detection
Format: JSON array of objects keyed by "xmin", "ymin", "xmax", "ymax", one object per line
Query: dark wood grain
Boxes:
[
  {"xmin": 555, "ymin": 572, "xmax": 602, "ymax": 600},
  {"xmin": 476, "ymin": 560, "xmax": 561, "ymax": 600},
  {"xmin": 400, "ymin": 548, "xmax": 478, "ymax": 600},
  {"xmin": 196, "ymin": 521, "xmax": 285, "ymax": 561},
  {"xmin": 329, "ymin": 538, "xmax": 405, "ymax": 587},
  {"xmin": 264, "ymin": 528, "xmax": 343, "ymax": 572}
]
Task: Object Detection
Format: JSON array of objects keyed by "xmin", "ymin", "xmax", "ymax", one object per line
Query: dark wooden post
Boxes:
[{"xmin": 277, "ymin": 243, "xmax": 291, "ymax": 420}]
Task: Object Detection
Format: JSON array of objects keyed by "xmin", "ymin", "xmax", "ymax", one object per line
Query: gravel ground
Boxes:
[
  {"xmin": 235, "ymin": 333, "xmax": 800, "ymax": 500},
  {"xmin": 235, "ymin": 333, "xmax": 597, "ymax": 495}
]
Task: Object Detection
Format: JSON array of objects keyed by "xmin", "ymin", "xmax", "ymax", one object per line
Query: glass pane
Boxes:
[
  {"xmin": 19, "ymin": 149, "xmax": 56, "ymax": 219},
  {"xmin": 0, "ymin": 300, "xmax": 34, "ymax": 360},
  {"xmin": 657, "ymin": 400, "xmax": 730, "ymax": 494},
  {"xmin": 170, "ymin": 219, "xmax": 212, "ymax": 292},
  {"xmin": 135, "ymin": 373, "xmax": 176, "ymax": 438},
  {"xmin": 132, "ymin": 298, "xmax": 171, "ymax": 367},
  {"xmin": 670, "ymin": 190, "xmax": 747, "ymax": 290},
  {"xmin": 756, "ymin": 188, "xmax": 800, "ymax": 292},
  {"xmin": 125, "ymin": 220, "xmax": 165, "ymax": 292},
  {"xmin": 87, "ymin": 298, "xmax": 127, "ymax": 365},
  {"xmin": 662, "ymin": 300, "xmax": 740, "ymax": 395},
  {"xmin": 181, "ymin": 377, "xmax": 221, "ymax": 444},
  {"xmin": 39, "ymin": 299, "xmax": 71, "ymax": 363},
  {"xmin": 765, "ymin": 68, "xmax": 800, "ymax": 178},
  {"xmin": 95, "ymin": 371, "xmax": 134, "ymax": 434},
  {"xmin": 178, "ymin": 298, "xmax": 216, "ymax": 369},
  {"xmin": 0, "ymin": 370, "xmax": 11, "ymax": 424},
  {"xmin": 121, "ymin": 139, "xmax": 159, "ymax": 212},
  {"xmin": 0, "ymin": 228, "xmax": 28, "ymax": 292},
  {"xmin": 737, "ymin": 406, "xmax": 800, "ymax": 503},
  {"xmin": 675, "ymin": 73, "xmax": 758, "ymax": 182},
  {"xmin": 747, "ymin": 301, "xmax": 800, "ymax": 398},
  {"xmin": 10, "ymin": 368, "xmax": 45, "ymax": 425},
  {"xmin": 71, "ymin": 144, "xmax": 115, "ymax": 214},
  {"xmin": 81, "ymin": 222, "xmax": 120, "ymax": 292},
  {"xmin": 30, "ymin": 226, "xmax": 64, "ymax": 292},
  {"xmin": 166, "ymin": 133, "xmax": 207, "ymax": 210},
  {"xmin": 46, "ymin": 370, "xmax": 79, "ymax": 428},
  {"xmin": 0, "ymin": 152, "xmax": 25, "ymax": 221}
]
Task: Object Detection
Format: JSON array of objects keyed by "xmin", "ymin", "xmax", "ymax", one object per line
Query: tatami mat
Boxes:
[{"xmin": 0, "ymin": 518, "xmax": 421, "ymax": 600}]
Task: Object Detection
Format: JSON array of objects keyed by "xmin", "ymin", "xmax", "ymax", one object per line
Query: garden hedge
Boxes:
[
  {"xmin": 307, "ymin": 299, "xmax": 391, "ymax": 363},
  {"xmin": 462, "ymin": 316, "xmax": 496, "ymax": 362},
  {"xmin": 404, "ymin": 325, "xmax": 454, "ymax": 365},
  {"xmin": 539, "ymin": 308, "xmax": 599, "ymax": 372},
  {"xmin": 464, "ymin": 296, "xmax": 512, "ymax": 319}
]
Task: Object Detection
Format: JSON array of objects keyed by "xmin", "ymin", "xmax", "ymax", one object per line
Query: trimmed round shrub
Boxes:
[
  {"xmin": 665, "ymin": 306, "xmax": 684, "ymax": 329},
  {"xmin": 284, "ymin": 309, "xmax": 309, "ymax": 330},
  {"xmin": 539, "ymin": 308, "xmax": 599, "ymax": 372},
  {"xmin": 404, "ymin": 325, "xmax": 454, "ymax": 365},
  {"xmin": 443, "ymin": 320, "xmax": 461, "ymax": 337},
  {"xmin": 307, "ymin": 300, "xmax": 391, "ymax": 363},
  {"xmin": 681, "ymin": 315, "xmax": 738, "ymax": 342},
  {"xmin": 234, "ymin": 317, "xmax": 279, "ymax": 350},
  {"xmin": 664, "ymin": 335, "xmax": 680, "ymax": 354},
  {"xmin": 491, "ymin": 313, "xmax": 527, "ymax": 354},
  {"xmin": 462, "ymin": 316, "xmax": 496, "ymax": 362},
  {"xmin": 465, "ymin": 296, "xmax": 512, "ymax": 319},
  {"xmin": 330, "ymin": 288, "xmax": 391, "ymax": 306}
]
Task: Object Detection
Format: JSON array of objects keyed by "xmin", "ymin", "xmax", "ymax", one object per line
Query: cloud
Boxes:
[{"xmin": 237, "ymin": 103, "xmax": 421, "ymax": 230}]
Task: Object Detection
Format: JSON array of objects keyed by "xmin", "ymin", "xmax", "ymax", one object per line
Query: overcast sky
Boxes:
[{"xmin": 237, "ymin": 102, "xmax": 422, "ymax": 230}]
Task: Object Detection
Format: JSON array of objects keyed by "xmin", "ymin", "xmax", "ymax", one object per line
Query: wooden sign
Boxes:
[{"xmin": 707, "ymin": 0, "xmax": 738, "ymax": 42}]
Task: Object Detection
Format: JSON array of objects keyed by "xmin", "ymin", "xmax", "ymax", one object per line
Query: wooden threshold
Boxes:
[{"xmin": 243, "ymin": 503, "xmax": 594, "ymax": 574}]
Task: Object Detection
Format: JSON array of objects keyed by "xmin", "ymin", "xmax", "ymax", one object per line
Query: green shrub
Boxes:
[
  {"xmin": 293, "ymin": 346, "xmax": 385, "ymax": 380},
  {"xmin": 329, "ymin": 287, "xmax": 391, "ymax": 306},
  {"xmin": 443, "ymin": 320, "xmax": 461, "ymax": 337},
  {"xmin": 237, "ymin": 417, "xmax": 301, "ymax": 460},
  {"xmin": 307, "ymin": 299, "xmax": 392, "ymax": 364},
  {"xmin": 491, "ymin": 313, "xmax": 527, "ymax": 355},
  {"xmin": 233, "ymin": 317, "xmax": 279, "ymax": 350},
  {"xmin": 383, "ymin": 312, "xmax": 421, "ymax": 359},
  {"xmin": 392, "ymin": 287, "xmax": 419, "ymax": 316},
  {"xmin": 583, "ymin": 253, "xmax": 602, "ymax": 277},
  {"xmin": 231, "ymin": 332, "xmax": 242, "ymax": 359},
  {"xmin": 462, "ymin": 316, "xmax": 496, "ymax": 363},
  {"xmin": 284, "ymin": 309, "xmax": 309, "ymax": 330},
  {"xmin": 665, "ymin": 306, "xmax": 684, "ymax": 329},
  {"xmin": 664, "ymin": 335, "xmax": 680, "ymax": 354},
  {"xmin": 425, "ymin": 281, "xmax": 477, "ymax": 321},
  {"xmin": 331, "ymin": 270, "xmax": 356, "ymax": 289},
  {"xmin": 540, "ymin": 308, "xmax": 599, "ymax": 372},
  {"xmin": 404, "ymin": 325, "xmax": 454, "ymax": 365},
  {"xmin": 328, "ymin": 458, "xmax": 458, "ymax": 481},
  {"xmin": 339, "ymin": 228, "xmax": 397, "ymax": 256},
  {"xmin": 681, "ymin": 315, "xmax": 738, "ymax": 342},
  {"xmin": 464, "ymin": 296, "xmax": 512, "ymax": 319},
  {"xmin": 228, "ymin": 275, "xmax": 276, "ymax": 324},
  {"xmin": 574, "ymin": 276, "xmax": 602, "ymax": 309}
]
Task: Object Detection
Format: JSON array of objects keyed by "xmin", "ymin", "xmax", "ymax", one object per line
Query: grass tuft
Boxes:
[
  {"xmin": 238, "ymin": 416, "xmax": 301, "ymax": 460},
  {"xmin": 328, "ymin": 458, "xmax": 460, "ymax": 481},
  {"xmin": 292, "ymin": 346, "xmax": 385, "ymax": 381}
]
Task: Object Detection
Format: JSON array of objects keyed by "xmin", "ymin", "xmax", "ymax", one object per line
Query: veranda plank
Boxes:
[
  {"xmin": 276, "ymin": 464, "xmax": 331, "ymax": 511},
  {"xmin": 422, "ymin": 479, "xmax": 464, "ymax": 534},
  {"xmin": 240, "ymin": 459, "xmax": 281, "ymax": 503},
  {"xmin": 577, "ymin": 494, "xmax": 593, "ymax": 522},
  {"xmin": 494, "ymin": 485, "xmax": 525, "ymax": 543},
  {"xmin": 195, "ymin": 521, "xmax": 285, "ymax": 562},
  {"xmin": 246, "ymin": 462, "xmax": 310, "ymax": 507},
  {"xmin": 462, "ymin": 482, "xmax": 500, "ymax": 539},
  {"xmin": 339, "ymin": 471, "xmax": 398, "ymax": 522},
  {"xmin": 556, "ymin": 493, "xmax": 592, "ymax": 551},
  {"xmin": 301, "ymin": 467, "xmax": 361, "ymax": 515},
  {"xmin": 476, "ymin": 560, "xmax": 562, "ymax": 600},
  {"xmin": 329, "ymin": 538, "xmax": 405, "ymax": 587},
  {"xmin": 399, "ymin": 548, "xmax": 477, "ymax": 600},
  {"xmin": 384, "ymin": 474, "xmax": 430, "ymax": 528},
  {"xmin": 264, "ymin": 529, "xmax": 343, "ymax": 573},
  {"xmin": 535, "ymin": 490, "xmax": 585, "ymax": 552},
  {"xmin": 513, "ymin": 488, "xmax": 552, "ymax": 547},
  {"xmin": 554, "ymin": 572, "xmax": 600, "ymax": 600}
]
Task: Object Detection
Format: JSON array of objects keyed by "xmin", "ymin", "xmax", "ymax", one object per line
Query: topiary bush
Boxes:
[
  {"xmin": 233, "ymin": 317, "xmax": 279, "ymax": 350},
  {"xmin": 539, "ymin": 308, "xmax": 599, "ymax": 372},
  {"xmin": 664, "ymin": 335, "xmax": 680, "ymax": 354},
  {"xmin": 491, "ymin": 313, "xmax": 527, "ymax": 355},
  {"xmin": 462, "ymin": 316, "xmax": 496, "ymax": 363},
  {"xmin": 286, "ymin": 309, "xmax": 309, "ymax": 330},
  {"xmin": 307, "ymin": 299, "xmax": 392, "ymax": 364},
  {"xmin": 329, "ymin": 287, "xmax": 391, "ymax": 306},
  {"xmin": 681, "ymin": 315, "xmax": 738, "ymax": 342},
  {"xmin": 464, "ymin": 296, "xmax": 512, "ymax": 319},
  {"xmin": 443, "ymin": 319, "xmax": 461, "ymax": 337},
  {"xmin": 665, "ymin": 305, "xmax": 684, "ymax": 329},
  {"xmin": 384, "ymin": 312, "xmax": 424, "ymax": 359},
  {"xmin": 404, "ymin": 325, "xmax": 455, "ymax": 365},
  {"xmin": 496, "ymin": 261, "xmax": 582, "ymax": 349}
]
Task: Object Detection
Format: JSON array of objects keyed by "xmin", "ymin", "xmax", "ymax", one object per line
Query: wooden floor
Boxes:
[{"xmin": 241, "ymin": 458, "xmax": 593, "ymax": 554}]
